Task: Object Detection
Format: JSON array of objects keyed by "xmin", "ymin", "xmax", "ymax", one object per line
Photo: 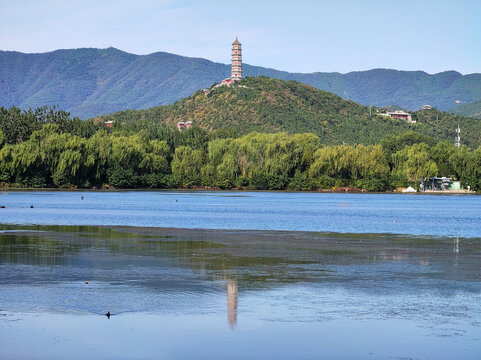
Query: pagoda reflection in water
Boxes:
[{"xmin": 227, "ymin": 279, "xmax": 238, "ymax": 329}]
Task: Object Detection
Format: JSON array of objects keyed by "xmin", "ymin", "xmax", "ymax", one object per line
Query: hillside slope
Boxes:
[
  {"xmin": 451, "ymin": 99, "xmax": 481, "ymax": 119},
  {"xmin": 100, "ymin": 77, "xmax": 481, "ymax": 148},
  {"xmin": 2, "ymin": 48, "xmax": 481, "ymax": 118}
]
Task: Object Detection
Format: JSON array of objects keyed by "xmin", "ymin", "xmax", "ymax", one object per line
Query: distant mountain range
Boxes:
[{"xmin": 1, "ymin": 47, "xmax": 481, "ymax": 119}]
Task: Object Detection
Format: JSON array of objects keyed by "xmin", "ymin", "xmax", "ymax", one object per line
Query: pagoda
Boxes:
[{"xmin": 222, "ymin": 37, "xmax": 243, "ymax": 84}]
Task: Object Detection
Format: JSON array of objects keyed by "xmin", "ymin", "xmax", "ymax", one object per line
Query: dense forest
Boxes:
[{"xmin": 1, "ymin": 105, "xmax": 480, "ymax": 192}]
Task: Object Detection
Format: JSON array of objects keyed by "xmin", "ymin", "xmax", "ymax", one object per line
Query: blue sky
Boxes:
[{"xmin": 1, "ymin": 0, "xmax": 480, "ymax": 74}]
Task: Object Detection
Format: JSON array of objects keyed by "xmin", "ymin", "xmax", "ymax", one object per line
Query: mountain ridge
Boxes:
[{"xmin": 2, "ymin": 47, "xmax": 481, "ymax": 118}]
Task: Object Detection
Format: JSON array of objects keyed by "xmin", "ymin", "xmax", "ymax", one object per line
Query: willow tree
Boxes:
[
  {"xmin": 0, "ymin": 124, "xmax": 70, "ymax": 186},
  {"xmin": 85, "ymin": 131, "xmax": 113, "ymax": 184},
  {"xmin": 52, "ymin": 136, "xmax": 89, "ymax": 187},
  {"xmin": 106, "ymin": 133, "xmax": 172, "ymax": 188},
  {"xmin": 309, "ymin": 145, "xmax": 353, "ymax": 179},
  {"xmin": 431, "ymin": 141, "xmax": 456, "ymax": 176},
  {"xmin": 392, "ymin": 143, "xmax": 438, "ymax": 182},
  {"xmin": 448, "ymin": 145, "xmax": 474, "ymax": 180},
  {"xmin": 348, "ymin": 144, "xmax": 389, "ymax": 179},
  {"xmin": 171, "ymin": 145, "xmax": 204, "ymax": 187},
  {"xmin": 467, "ymin": 147, "xmax": 481, "ymax": 190}
]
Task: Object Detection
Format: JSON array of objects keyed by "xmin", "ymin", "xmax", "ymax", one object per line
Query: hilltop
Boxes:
[
  {"xmin": 100, "ymin": 77, "xmax": 481, "ymax": 148},
  {"xmin": 2, "ymin": 48, "xmax": 481, "ymax": 118}
]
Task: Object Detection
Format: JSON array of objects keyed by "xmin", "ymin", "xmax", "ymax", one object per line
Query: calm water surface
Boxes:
[
  {"xmin": 1, "ymin": 191, "xmax": 480, "ymax": 359},
  {"xmin": 0, "ymin": 190, "xmax": 480, "ymax": 237}
]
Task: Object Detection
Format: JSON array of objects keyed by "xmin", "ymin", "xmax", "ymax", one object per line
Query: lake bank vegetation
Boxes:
[{"xmin": 1, "ymin": 106, "xmax": 480, "ymax": 192}]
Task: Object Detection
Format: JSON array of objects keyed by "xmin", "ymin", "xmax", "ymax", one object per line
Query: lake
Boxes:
[
  {"xmin": 1, "ymin": 191, "xmax": 480, "ymax": 359},
  {"xmin": 0, "ymin": 190, "xmax": 480, "ymax": 237}
]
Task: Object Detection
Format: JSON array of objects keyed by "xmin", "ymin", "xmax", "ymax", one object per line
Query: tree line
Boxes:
[{"xmin": 1, "ymin": 106, "xmax": 480, "ymax": 191}]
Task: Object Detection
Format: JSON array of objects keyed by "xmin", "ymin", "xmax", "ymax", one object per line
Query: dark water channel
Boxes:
[{"xmin": 1, "ymin": 224, "xmax": 480, "ymax": 359}]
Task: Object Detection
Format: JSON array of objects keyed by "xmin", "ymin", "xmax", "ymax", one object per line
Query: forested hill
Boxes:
[
  {"xmin": 2, "ymin": 47, "xmax": 481, "ymax": 118},
  {"xmin": 452, "ymin": 99, "xmax": 481, "ymax": 119},
  {"xmin": 100, "ymin": 77, "xmax": 481, "ymax": 148}
]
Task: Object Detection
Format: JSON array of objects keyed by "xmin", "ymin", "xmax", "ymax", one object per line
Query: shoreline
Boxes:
[{"xmin": 0, "ymin": 187, "xmax": 478, "ymax": 195}]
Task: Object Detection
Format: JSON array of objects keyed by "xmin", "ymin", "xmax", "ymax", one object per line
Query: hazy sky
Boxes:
[{"xmin": 1, "ymin": 0, "xmax": 480, "ymax": 74}]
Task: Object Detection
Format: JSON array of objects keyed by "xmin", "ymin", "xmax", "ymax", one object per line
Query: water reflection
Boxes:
[
  {"xmin": 376, "ymin": 250, "xmax": 408, "ymax": 262},
  {"xmin": 1, "ymin": 225, "xmax": 480, "ymax": 326},
  {"xmin": 227, "ymin": 279, "xmax": 238, "ymax": 329},
  {"xmin": 454, "ymin": 237, "xmax": 460, "ymax": 254},
  {"xmin": 1, "ymin": 225, "xmax": 479, "ymax": 287},
  {"xmin": 1, "ymin": 225, "xmax": 481, "ymax": 359}
]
